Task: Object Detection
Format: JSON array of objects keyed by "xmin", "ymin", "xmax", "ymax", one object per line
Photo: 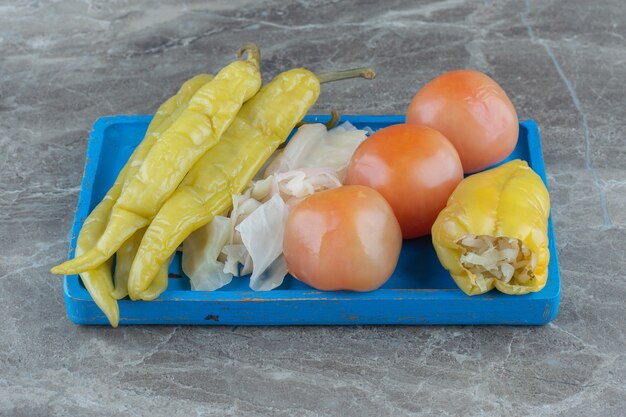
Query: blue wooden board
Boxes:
[{"xmin": 63, "ymin": 115, "xmax": 560, "ymax": 325}]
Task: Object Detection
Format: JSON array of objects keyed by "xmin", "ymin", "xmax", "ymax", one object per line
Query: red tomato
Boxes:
[
  {"xmin": 283, "ymin": 185, "xmax": 402, "ymax": 292},
  {"xmin": 406, "ymin": 70, "xmax": 518, "ymax": 173},
  {"xmin": 346, "ymin": 124, "xmax": 463, "ymax": 239}
]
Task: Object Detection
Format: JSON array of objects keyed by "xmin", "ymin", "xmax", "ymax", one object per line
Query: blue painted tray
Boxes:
[{"xmin": 63, "ymin": 115, "xmax": 560, "ymax": 325}]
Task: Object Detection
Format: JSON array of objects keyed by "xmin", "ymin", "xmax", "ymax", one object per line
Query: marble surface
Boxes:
[{"xmin": 1, "ymin": 0, "xmax": 625, "ymax": 415}]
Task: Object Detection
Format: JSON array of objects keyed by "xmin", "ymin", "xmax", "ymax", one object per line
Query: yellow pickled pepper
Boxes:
[
  {"xmin": 127, "ymin": 67, "xmax": 376, "ymax": 298},
  {"xmin": 110, "ymin": 74, "xmax": 215, "ymax": 300},
  {"xmin": 127, "ymin": 69, "xmax": 321, "ymax": 298},
  {"xmin": 69, "ymin": 74, "xmax": 214, "ymax": 326},
  {"xmin": 73, "ymin": 185, "xmax": 120, "ymax": 327},
  {"xmin": 431, "ymin": 159, "xmax": 550, "ymax": 295},
  {"xmin": 137, "ymin": 255, "xmax": 171, "ymax": 301},
  {"xmin": 112, "ymin": 227, "xmax": 170, "ymax": 300},
  {"xmin": 52, "ymin": 45, "xmax": 262, "ymax": 276}
]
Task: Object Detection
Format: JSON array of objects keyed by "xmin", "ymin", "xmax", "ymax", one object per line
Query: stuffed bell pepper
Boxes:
[{"xmin": 431, "ymin": 159, "xmax": 550, "ymax": 295}]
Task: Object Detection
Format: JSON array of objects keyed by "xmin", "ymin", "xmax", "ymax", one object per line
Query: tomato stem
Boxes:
[
  {"xmin": 324, "ymin": 109, "xmax": 340, "ymax": 129},
  {"xmin": 293, "ymin": 109, "xmax": 341, "ymax": 132}
]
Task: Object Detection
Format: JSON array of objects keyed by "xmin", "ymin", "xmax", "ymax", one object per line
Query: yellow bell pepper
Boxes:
[{"xmin": 431, "ymin": 159, "xmax": 550, "ymax": 295}]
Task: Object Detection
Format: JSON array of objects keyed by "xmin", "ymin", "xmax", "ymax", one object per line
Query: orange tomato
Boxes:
[
  {"xmin": 346, "ymin": 124, "xmax": 463, "ymax": 239},
  {"xmin": 283, "ymin": 185, "xmax": 402, "ymax": 291},
  {"xmin": 406, "ymin": 70, "xmax": 518, "ymax": 173}
]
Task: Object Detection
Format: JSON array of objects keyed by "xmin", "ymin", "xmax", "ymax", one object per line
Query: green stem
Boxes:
[
  {"xmin": 290, "ymin": 109, "xmax": 341, "ymax": 138},
  {"xmin": 324, "ymin": 109, "xmax": 340, "ymax": 129},
  {"xmin": 315, "ymin": 67, "xmax": 376, "ymax": 84},
  {"xmin": 236, "ymin": 43, "xmax": 261, "ymax": 67}
]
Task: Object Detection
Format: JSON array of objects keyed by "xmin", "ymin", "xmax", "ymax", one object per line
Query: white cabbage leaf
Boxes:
[
  {"xmin": 181, "ymin": 216, "xmax": 233, "ymax": 291},
  {"xmin": 236, "ymin": 194, "xmax": 289, "ymax": 291},
  {"xmin": 264, "ymin": 122, "xmax": 367, "ymax": 181}
]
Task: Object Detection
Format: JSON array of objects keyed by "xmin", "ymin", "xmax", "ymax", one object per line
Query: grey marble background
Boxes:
[{"xmin": 1, "ymin": 0, "xmax": 625, "ymax": 416}]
